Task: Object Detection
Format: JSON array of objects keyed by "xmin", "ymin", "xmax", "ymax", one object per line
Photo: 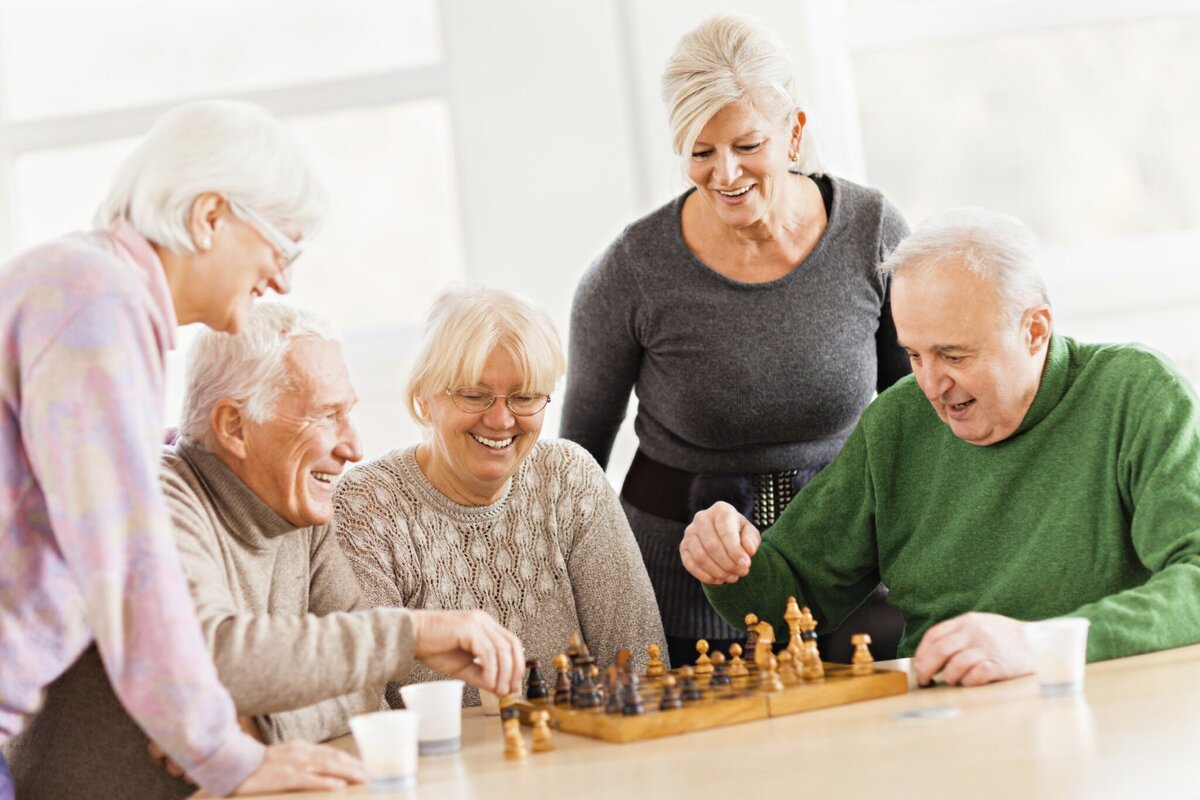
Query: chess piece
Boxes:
[
  {"xmin": 679, "ymin": 666, "xmax": 703, "ymax": 702},
  {"xmin": 743, "ymin": 613, "xmax": 760, "ymax": 670},
  {"xmin": 503, "ymin": 715, "xmax": 527, "ymax": 760},
  {"xmin": 778, "ymin": 649, "xmax": 800, "ymax": 687},
  {"xmin": 709, "ymin": 651, "xmax": 731, "ymax": 688},
  {"xmin": 621, "ymin": 672, "xmax": 646, "ymax": 716},
  {"xmin": 553, "ymin": 653, "xmax": 572, "ymax": 705},
  {"xmin": 752, "ymin": 620, "xmax": 775, "ymax": 671},
  {"xmin": 784, "ymin": 596, "xmax": 804, "ymax": 662},
  {"xmin": 799, "ymin": 606, "xmax": 818, "ymax": 642},
  {"xmin": 645, "ymin": 643, "xmax": 666, "ymax": 677},
  {"xmin": 801, "ymin": 638, "xmax": 825, "ymax": 682},
  {"xmin": 566, "ymin": 631, "xmax": 583, "ymax": 660},
  {"xmin": 851, "ymin": 633, "xmax": 875, "ymax": 676},
  {"xmin": 658, "ymin": 674, "xmax": 683, "ymax": 710},
  {"xmin": 604, "ymin": 666, "xmax": 623, "ymax": 713},
  {"xmin": 531, "ymin": 709, "xmax": 555, "ymax": 753},
  {"xmin": 526, "ymin": 658, "xmax": 549, "ymax": 702},
  {"xmin": 499, "ymin": 693, "xmax": 521, "ymax": 722},
  {"xmin": 727, "ymin": 643, "xmax": 749, "ymax": 678},
  {"xmin": 694, "ymin": 639, "xmax": 713, "ymax": 676},
  {"xmin": 573, "ymin": 657, "xmax": 602, "ymax": 709},
  {"xmin": 758, "ymin": 653, "xmax": 784, "ymax": 692}
]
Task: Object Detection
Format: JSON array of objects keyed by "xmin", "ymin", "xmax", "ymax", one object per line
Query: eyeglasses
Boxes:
[
  {"xmin": 229, "ymin": 199, "xmax": 303, "ymax": 270},
  {"xmin": 445, "ymin": 388, "xmax": 551, "ymax": 416}
]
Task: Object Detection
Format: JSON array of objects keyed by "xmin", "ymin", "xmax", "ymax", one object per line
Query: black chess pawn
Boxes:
[
  {"xmin": 573, "ymin": 657, "xmax": 602, "ymax": 709},
  {"xmin": 659, "ymin": 675, "xmax": 683, "ymax": 711},
  {"xmin": 553, "ymin": 653, "xmax": 572, "ymax": 706},
  {"xmin": 620, "ymin": 673, "xmax": 646, "ymax": 716},
  {"xmin": 678, "ymin": 666, "xmax": 703, "ymax": 703},
  {"xmin": 525, "ymin": 658, "xmax": 549, "ymax": 702},
  {"xmin": 743, "ymin": 613, "xmax": 761, "ymax": 672}
]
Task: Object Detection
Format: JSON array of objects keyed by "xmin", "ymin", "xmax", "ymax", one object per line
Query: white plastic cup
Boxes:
[
  {"xmin": 1025, "ymin": 617, "xmax": 1091, "ymax": 696},
  {"xmin": 349, "ymin": 710, "xmax": 419, "ymax": 792},
  {"xmin": 399, "ymin": 679, "xmax": 465, "ymax": 755}
]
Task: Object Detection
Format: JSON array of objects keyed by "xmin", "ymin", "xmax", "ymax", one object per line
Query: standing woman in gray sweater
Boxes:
[{"xmin": 561, "ymin": 13, "xmax": 910, "ymax": 668}]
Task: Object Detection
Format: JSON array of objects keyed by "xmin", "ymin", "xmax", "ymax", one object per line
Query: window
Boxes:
[
  {"xmin": 843, "ymin": 1, "xmax": 1200, "ymax": 381},
  {"xmin": 0, "ymin": 0, "xmax": 457, "ymax": 458}
]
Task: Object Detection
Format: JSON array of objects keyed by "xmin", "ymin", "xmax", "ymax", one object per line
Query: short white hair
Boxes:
[
  {"xmin": 662, "ymin": 12, "xmax": 822, "ymax": 174},
  {"xmin": 180, "ymin": 302, "xmax": 337, "ymax": 451},
  {"xmin": 406, "ymin": 285, "xmax": 567, "ymax": 430},
  {"xmin": 877, "ymin": 207, "xmax": 1050, "ymax": 320},
  {"xmin": 95, "ymin": 100, "xmax": 326, "ymax": 253}
]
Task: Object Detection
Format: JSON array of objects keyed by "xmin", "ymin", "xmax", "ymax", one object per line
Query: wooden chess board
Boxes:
[{"xmin": 515, "ymin": 663, "xmax": 908, "ymax": 743}]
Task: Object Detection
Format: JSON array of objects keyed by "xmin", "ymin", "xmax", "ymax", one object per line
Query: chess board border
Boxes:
[{"xmin": 516, "ymin": 663, "xmax": 908, "ymax": 743}]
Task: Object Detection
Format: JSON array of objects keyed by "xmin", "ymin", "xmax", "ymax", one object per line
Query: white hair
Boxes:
[
  {"xmin": 877, "ymin": 207, "xmax": 1050, "ymax": 320},
  {"xmin": 95, "ymin": 100, "xmax": 326, "ymax": 253},
  {"xmin": 406, "ymin": 285, "xmax": 567, "ymax": 430},
  {"xmin": 661, "ymin": 12, "xmax": 822, "ymax": 174},
  {"xmin": 180, "ymin": 302, "xmax": 337, "ymax": 451}
]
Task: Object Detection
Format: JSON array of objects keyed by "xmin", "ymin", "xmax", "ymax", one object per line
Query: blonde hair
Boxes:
[
  {"xmin": 662, "ymin": 12, "xmax": 822, "ymax": 173},
  {"xmin": 96, "ymin": 100, "xmax": 326, "ymax": 253},
  {"xmin": 407, "ymin": 286, "xmax": 567, "ymax": 429}
]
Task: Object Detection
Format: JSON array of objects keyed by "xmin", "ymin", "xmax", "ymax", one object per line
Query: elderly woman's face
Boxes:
[
  {"xmin": 199, "ymin": 205, "xmax": 299, "ymax": 334},
  {"xmin": 421, "ymin": 347, "xmax": 545, "ymax": 505},
  {"xmin": 686, "ymin": 100, "xmax": 796, "ymax": 232}
]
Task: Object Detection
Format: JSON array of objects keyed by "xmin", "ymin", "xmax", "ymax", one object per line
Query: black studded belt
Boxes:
[{"xmin": 621, "ymin": 449, "xmax": 823, "ymax": 528}]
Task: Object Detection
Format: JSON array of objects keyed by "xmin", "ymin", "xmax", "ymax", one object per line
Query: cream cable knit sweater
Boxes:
[{"xmin": 334, "ymin": 439, "xmax": 667, "ymax": 706}]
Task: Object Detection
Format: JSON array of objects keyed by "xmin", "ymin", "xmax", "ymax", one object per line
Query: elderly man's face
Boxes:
[
  {"xmin": 240, "ymin": 338, "xmax": 362, "ymax": 526},
  {"xmin": 892, "ymin": 261, "xmax": 1049, "ymax": 446}
]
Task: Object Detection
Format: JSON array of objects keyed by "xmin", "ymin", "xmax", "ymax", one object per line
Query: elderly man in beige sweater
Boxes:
[{"xmin": 6, "ymin": 303, "xmax": 524, "ymax": 800}]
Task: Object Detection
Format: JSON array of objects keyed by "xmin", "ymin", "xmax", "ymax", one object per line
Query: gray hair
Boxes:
[
  {"xmin": 406, "ymin": 285, "xmax": 567, "ymax": 430},
  {"xmin": 877, "ymin": 207, "xmax": 1050, "ymax": 320},
  {"xmin": 180, "ymin": 302, "xmax": 337, "ymax": 450},
  {"xmin": 661, "ymin": 12, "xmax": 822, "ymax": 173},
  {"xmin": 95, "ymin": 100, "xmax": 326, "ymax": 253}
]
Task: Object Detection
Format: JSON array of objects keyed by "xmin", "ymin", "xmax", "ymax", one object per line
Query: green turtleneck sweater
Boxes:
[{"xmin": 705, "ymin": 335, "xmax": 1200, "ymax": 662}]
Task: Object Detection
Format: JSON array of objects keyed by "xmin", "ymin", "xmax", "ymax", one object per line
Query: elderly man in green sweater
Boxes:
[
  {"xmin": 681, "ymin": 207, "xmax": 1200, "ymax": 688},
  {"xmin": 10, "ymin": 303, "xmax": 524, "ymax": 800}
]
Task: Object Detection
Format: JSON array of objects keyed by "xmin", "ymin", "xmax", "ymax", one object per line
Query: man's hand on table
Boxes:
[
  {"xmin": 411, "ymin": 609, "xmax": 525, "ymax": 696},
  {"xmin": 680, "ymin": 502, "xmax": 761, "ymax": 584},
  {"xmin": 913, "ymin": 612, "xmax": 1034, "ymax": 687}
]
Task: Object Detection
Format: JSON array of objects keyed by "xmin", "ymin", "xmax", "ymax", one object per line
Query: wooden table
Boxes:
[{"xmin": 222, "ymin": 644, "xmax": 1200, "ymax": 799}]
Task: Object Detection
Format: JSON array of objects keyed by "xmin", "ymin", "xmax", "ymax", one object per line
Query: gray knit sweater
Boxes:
[
  {"xmin": 334, "ymin": 439, "xmax": 667, "ymax": 706},
  {"xmin": 560, "ymin": 175, "xmax": 909, "ymax": 638}
]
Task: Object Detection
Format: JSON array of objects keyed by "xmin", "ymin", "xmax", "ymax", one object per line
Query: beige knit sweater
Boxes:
[
  {"xmin": 162, "ymin": 441, "xmax": 413, "ymax": 741},
  {"xmin": 334, "ymin": 439, "xmax": 667, "ymax": 707}
]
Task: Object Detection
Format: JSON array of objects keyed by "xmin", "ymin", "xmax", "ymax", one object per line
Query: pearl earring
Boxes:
[{"xmin": 199, "ymin": 235, "xmax": 212, "ymax": 250}]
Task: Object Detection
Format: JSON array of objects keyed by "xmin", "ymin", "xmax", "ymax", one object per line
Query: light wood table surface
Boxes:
[{"xmin": 220, "ymin": 644, "xmax": 1200, "ymax": 799}]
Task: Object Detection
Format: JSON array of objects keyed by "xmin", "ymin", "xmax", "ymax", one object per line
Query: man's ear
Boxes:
[
  {"xmin": 210, "ymin": 399, "xmax": 248, "ymax": 460},
  {"xmin": 1025, "ymin": 304, "xmax": 1053, "ymax": 354}
]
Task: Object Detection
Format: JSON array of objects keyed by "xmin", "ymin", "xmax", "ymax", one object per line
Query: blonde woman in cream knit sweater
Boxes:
[{"xmin": 335, "ymin": 286, "xmax": 666, "ymax": 706}]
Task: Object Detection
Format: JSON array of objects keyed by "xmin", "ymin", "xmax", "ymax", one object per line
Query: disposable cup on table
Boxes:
[
  {"xmin": 400, "ymin": 679, "xmax": 465, "ymax": 754},
  {"xmin": 1025, "ymin": 617, "xmax": 1091, "ymax": 696},
  {"xmin": 349, "ymin": 709, "xmax": 419, "ymax": 792}
]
